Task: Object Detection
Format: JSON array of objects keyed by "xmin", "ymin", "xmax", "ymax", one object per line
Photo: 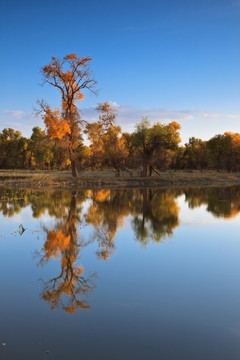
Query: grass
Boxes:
[{"xmin": 1, "ymin": 169, "xmax": 240, "ymax": 189}]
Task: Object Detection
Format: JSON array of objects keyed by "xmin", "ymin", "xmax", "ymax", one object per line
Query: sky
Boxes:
[{"xmin": 1, "ymin": 0, "xmax": 240, "ymax": 143}]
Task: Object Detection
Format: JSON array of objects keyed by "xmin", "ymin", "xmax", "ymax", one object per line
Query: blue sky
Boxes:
[{"xmin": 1, "ymin": 0, "xmax": 240, "ymax": 143}]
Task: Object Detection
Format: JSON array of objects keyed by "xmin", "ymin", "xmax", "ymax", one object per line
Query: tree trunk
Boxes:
[
  {"xmin": 149, "ymin": 165, "xmax": 153, "ymax": 177},
  {"xmin": 21, "ymin": 152, "xmax": 26, "ymax": 169},
  {"xmin": 71, "ymin": 157, "xmax": 78, "ymax": 177},
  {"xmin": 69, "ymin": 148, "xmax": 78, "ymax": 177},
  {"xmin": 28, "ymin": 152, "xmax": 32, "ymax": 168},
  {"xmin": 143, "ymin": 156, "xmax": 150, "ymax": 177}
]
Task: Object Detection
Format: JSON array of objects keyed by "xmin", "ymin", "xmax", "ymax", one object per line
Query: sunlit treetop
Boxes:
[{"xmin": 41, "ymin": 53, "xmax": 97, "ymax": 113}]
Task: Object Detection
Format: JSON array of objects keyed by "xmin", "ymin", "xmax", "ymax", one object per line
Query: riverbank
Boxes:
[{"xmin": 1, "ymin": 169, "xmax": 240, "ymax": 189}]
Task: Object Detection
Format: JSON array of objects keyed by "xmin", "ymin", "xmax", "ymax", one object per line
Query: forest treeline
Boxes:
[
  {"xmin": 1, "ymin": 119, "xmax": 240, "ymax": 175},
  {"xmin": 1, "ymin": 53, "xmax": 240, "ymax": 176}
]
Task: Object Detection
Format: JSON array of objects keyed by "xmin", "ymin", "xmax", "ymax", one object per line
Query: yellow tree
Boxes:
[
  {"xmin": 85, "ymin": 100, "xmax": 118, "ymax": 170},
  {"xmin": 85, "ymin": 121, "xmax": 104, "ymax": 170},
  {"xmin": 102, "ymin": 125, "xmax": 129, "ymax": 177},
  {"xmin": 95, "ymin": 101, "xmax": 128, "ymax": 176},
  {"xmin": 40, "ymin": 54, "xmax": 97, "ymax": 177}
]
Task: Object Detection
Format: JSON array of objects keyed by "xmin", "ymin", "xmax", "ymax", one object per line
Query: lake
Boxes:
[{"xmin": 0, "ymin": 187, "xmax": 240, "ymax": 359}]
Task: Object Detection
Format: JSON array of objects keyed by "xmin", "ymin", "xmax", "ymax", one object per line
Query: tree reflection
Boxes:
[
  {"xmin": 130, "ymin": 189, "xmax": 181, "ymax": 246},
  {"xmin": 85, "ymin": 188, "xmax": 181, "ymax": 248},
  {"xmin": 39, "ymin": 191, "xmax": 96, "ymax": 313},
  {"xmin": 0, "ymin": 188, "xmax": 33, "ymax": 217},
  {"xmin": 184, "ymin": 186, "xmax": 240, "ymax": 219},
  {"xmin": 85, "ymin": 189, "xmax": 129, "ymax": 260}
]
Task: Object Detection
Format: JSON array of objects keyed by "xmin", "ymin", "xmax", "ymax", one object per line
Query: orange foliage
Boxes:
[
  {"xmin": 43, "ymin": 230, "xmax": 70, "ymax": 260},
  {"xmin": 76, "ymin": 92, "xmax": 85, "ymax": 101},
  {"xmin": 94, "ymin": 189, "xmax": 110, "ymax": 202},
  {"xmin": 44, "ymin": 106, "xmax": 71, "ymax": 139},
  {"xmin": 64, "ymin": 53, "xmax": 77, "ymax": 60}
]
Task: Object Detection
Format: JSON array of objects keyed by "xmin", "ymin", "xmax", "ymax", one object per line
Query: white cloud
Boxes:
[
  {"xmin": 3, "ymin": 110, "xmax": 38, "ymax": 122},
  {"xmin": 109, "ymin": 101, "xmax": 120, "ymax": 108},
  {"xmin": 4, "ymin": 110, "xmax": 26, "ymax": 120},
  {"xmin": 0, "ymin": 110, "xmax": 43, "ymax": 136}
]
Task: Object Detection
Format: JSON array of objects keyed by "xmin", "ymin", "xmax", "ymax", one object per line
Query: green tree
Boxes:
[
  {"xmin": 0, "ymin": 128, "xmax": 27, "ymax": 169},
  {"xmin": 29, "ymin": 127, "xmax": 54, "ymax": 169},
  {"xmin": 132, "ymin": 118, "xmax": 181, "ymax": 177},
  {"xmin": 182, "ymin": 137, "xmax": 208, "ymax": 169}
]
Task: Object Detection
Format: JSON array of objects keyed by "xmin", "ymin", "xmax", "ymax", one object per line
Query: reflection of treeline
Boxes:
[
  {"xmin": 3, "ymin": 122, "xmax": 240, "ymax": 174},
  {"xmin": 3, "ymin": 187, "xmax": 240, "ymax": 313},
  {"xmin": 0, "ymin": 188, "xmax": 181, "ymax": 244},
  {"xmin": 2, "ymin": 186, "xmax": 240, "ymax": 232},
  {"xmin": 184, "ymin": 186, "xmax": 240, "ymax": 219},
  {"xmin": 0, "ymin": 188, "xmax": 83, "ymax": 218}
]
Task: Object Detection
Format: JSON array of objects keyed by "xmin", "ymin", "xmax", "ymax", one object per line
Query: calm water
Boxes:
[{"xmin": 1, "ymin": 187, "xmax": 240, "ymax": 359}]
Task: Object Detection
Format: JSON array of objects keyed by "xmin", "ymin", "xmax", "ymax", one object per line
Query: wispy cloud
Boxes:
[
  {"xmin": 4, "ymin": 110, "xmax": 27, "ymax": 120},
  {"xmin": 83, "ymin": 104, "xmax": 240, "ymax": 127},
  {"xmin": 2, "ymin": 105, "xmax": 240, "ymax": 143},
  {"xmin": 3, "ymin": 109, "xmax": 35, "ymax": 122},
  {"xmin": 0, "ymin": 110, "xmax": 43, "ymax": 136}
]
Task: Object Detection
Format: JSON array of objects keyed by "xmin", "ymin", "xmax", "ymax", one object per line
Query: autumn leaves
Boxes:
[{"xmin": 40, "ymin": 53, "xmax": 97, "ymax": 177}]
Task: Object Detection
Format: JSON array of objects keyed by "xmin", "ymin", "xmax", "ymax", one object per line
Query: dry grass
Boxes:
[{"xmin": 1, "ymin": 169, "xmax": 240, "ymax": 189}]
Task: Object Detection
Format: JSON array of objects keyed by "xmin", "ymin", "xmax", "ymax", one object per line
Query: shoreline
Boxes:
[{"xmin": 1, "ymin": 169, "xmax": 240, "ymax": 189}]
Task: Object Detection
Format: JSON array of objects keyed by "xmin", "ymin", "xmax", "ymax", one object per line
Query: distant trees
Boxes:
[
  {"xmin": 207, "ymin": 132, "xmax": 240, "ymax": 171},
  {"xmin": 28, "ymin": 127, "xmax": 54, "ymax": 169},
  {"xmin": 0, "ymin": 127, "xmax": 68, "ymax": 170},
  {"xmin": 40, "ymin": 53, "xmax": 97, "ymax": 177},
  {"xmin": 2, "ymin": 116, "xmax": 240, "ymax": 174},
  {"xmin": 0, "ymin": 128, "xmax": 28, "ymax": 169},
  {"xmin": 181, "ymin": 137, "xmax": 208, "ymax": 169},
  {"xmin": 131, "ymin": 117, "xmax": 181, "ymax": 176},
  {"xmin": 101, "ymin": 125, "xmax": 128, "ymax": 177}
]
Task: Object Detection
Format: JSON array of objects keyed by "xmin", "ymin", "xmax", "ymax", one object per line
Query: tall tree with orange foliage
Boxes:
[{"xmin": 40, "ymin": 54, "xmax": 97, "ymax": 177}]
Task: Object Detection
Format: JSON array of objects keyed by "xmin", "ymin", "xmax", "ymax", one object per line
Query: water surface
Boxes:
[{"xmin": 1, "ymin": 187, "xmax": 240, "ymax": 359}]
